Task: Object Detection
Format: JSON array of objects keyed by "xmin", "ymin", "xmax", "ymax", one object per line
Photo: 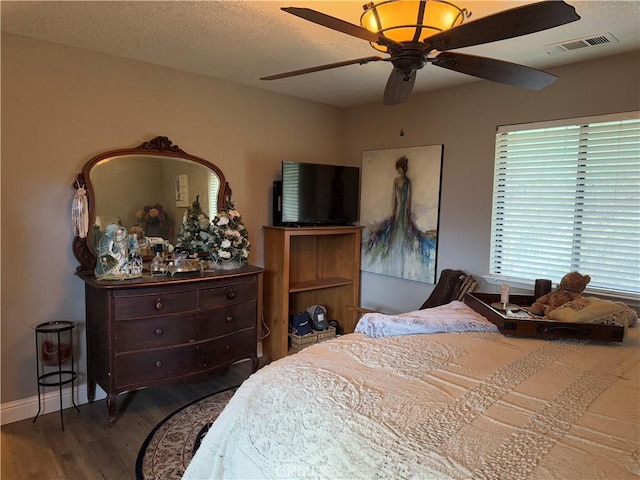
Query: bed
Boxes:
[{"xmin": 183, "ymin": 301, "xmax": 639, "ymax": 479}]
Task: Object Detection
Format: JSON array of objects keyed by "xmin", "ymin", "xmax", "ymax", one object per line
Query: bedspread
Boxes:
[{"xmin": 184, "ymin": 327, "xmax": 640, "ymax": 480}]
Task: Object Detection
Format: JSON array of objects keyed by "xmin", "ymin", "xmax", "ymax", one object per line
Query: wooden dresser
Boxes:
[{"xmin": 78, "ymin": 266, "xmax": 262, "ymax": 424}]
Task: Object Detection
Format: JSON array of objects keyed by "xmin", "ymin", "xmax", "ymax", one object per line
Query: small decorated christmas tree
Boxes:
[
  {"xmin": 175, "ymin": 195, "xmax": 211, "ymax": 253},
  {"xmin": 209, "ymin": 199, "xmax": 251, "ymax": 264}
]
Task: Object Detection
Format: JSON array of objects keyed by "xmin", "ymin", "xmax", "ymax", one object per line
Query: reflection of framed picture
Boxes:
[
  {"xmin": 175, "ymin": 174, "xmax": 190, "ymax": 207},
  {"xmin": 360, "ymin": 145, "xmax": 443, "ymax": 284}
]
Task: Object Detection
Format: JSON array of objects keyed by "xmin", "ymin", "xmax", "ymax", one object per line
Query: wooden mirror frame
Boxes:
[{"xmin": 73, "ymin": 136, "xmax": 228, "ymax": 272}]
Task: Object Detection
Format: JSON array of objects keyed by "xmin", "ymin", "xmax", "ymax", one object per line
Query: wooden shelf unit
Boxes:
[{"xmin": 263, "ymin": 226, "xmax": 362, "ymax": 362}]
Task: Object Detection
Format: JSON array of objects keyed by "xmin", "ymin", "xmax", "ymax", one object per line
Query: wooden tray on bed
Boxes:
[{"xmin": 464, "ymin": 293, "xmax": 627, "ymax": 343}]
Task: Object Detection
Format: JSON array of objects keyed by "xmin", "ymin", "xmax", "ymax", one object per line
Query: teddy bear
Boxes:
[{"xmin": 530, "ymin": 272, "xmax": 591, "ymax": 317}]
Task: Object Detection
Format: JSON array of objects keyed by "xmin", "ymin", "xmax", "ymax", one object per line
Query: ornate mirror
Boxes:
[{"xmin": 73, "ymin": 136, "xmax": 228, "ymax": 271}]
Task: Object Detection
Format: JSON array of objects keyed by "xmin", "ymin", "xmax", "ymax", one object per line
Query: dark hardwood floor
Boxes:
[{"xmin": 1, "ymin": 361, "xmax": 253, "ymax": 480}]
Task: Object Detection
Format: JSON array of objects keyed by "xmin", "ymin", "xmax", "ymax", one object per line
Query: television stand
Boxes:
[{"xmin": 262, "ymin": 225, "xmax": 362, "ymax": 362}]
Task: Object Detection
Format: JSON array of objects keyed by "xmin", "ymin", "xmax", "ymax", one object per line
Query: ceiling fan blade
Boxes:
[
  {"xmin": 383, "ymin": 69, "xmax": 416, "ymax": 105},
  {"xmin": 425, "ymin": 1, "xmax": 580, "ymax": 51},
  {"xmin": 282, "ymin": 7, "xmax": 399, "ymax": 48},
  {"xmin": 261, "ymin": 56, "xmax": 385, "ymax": 81},
  {"xmin": 432, "ymin": 52, "xmax": 557, "ymax": 90}
]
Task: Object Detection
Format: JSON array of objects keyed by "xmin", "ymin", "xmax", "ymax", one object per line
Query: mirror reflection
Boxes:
[
  {"xmin": 73, "ymin": 136, "xmax": 228, "ymax": 272},
  {"xmin": 90, "ymin": 154, "xmax": 220, "ymax": 249}
]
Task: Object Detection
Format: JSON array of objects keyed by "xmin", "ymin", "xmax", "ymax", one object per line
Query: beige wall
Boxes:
[
  {"xmin": 0, "ymin": 33, "xmax": 345, "ymax": 405},
  {"xmin": 2, "ymin": 31, "xmax": 639, "ymax": 410},
  {"xmin": 346, "ymin": 50, "xmax": 640, "ymax": 313}
]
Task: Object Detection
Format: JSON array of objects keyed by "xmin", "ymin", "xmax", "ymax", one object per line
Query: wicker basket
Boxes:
[
  {"xmin": 289, "ymin": 326, "xmax": 336, "ymax": 352},
  {"xmin": 289, "ymin": 331, "xmax": 317, "ymax": 352},
  {"xmin": 316, "ymin": 326, "xmax": 336, "ymax": 343}
]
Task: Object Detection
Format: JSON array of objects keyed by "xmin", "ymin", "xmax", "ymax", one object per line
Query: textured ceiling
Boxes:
[{"xmin": 1, "ymin": 1, "xmax": 639, "ymax": 107}]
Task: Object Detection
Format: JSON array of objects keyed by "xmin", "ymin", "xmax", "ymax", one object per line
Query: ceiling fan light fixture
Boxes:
[
  {"xmin": 271, "ymin": 1, "xmax": 579, "ymax": 104},
  {"xmin": 361, "ymin": 0, "xmax": 468, "ymax": 52}
]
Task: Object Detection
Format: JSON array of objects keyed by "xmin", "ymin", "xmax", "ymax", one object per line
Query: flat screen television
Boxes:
[{"xmin": 277, "ymin": 161, "xmax": 360, "ymax": 226}]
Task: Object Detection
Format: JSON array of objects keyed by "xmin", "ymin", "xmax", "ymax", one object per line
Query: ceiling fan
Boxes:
[{"xmin": 261, "ymin": 1, "xmax": 581, "ymax": 105}]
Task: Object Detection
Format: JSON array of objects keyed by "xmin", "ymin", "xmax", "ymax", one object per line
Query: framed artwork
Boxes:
[{"xmin": 360, "ymin": 145, "xmax": 443, "ymax": 283}]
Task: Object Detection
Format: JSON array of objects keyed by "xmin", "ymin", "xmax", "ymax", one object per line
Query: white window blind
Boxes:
[
  {"xmin": 490, "ymin": 112, "xmax": 640, "ymax": 297},
  {"xmin": 208, "ymin": 172, "xmax": 220, "ymax": 217},
  {"xmin": 281, "ymin": 162, "xmax": 301, "ymax": 222}
]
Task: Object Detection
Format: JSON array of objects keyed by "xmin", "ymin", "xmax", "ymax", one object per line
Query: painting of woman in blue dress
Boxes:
[{"xmin": 361, "ymin": 146, "xmax": 442, "ymax": 283}]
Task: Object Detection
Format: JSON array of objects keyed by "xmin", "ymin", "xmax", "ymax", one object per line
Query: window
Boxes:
[
  {"xmin": 490, "ymin": 112, "xmax": 640, "ymax": 298},
  {"xmin": 208, "ymin": 172, "xmax": 220, "ymax": 218}
]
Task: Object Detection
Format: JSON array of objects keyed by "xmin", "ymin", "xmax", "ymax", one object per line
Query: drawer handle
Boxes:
[
  {"xmin": 154, "ymin": 328, "xmax": 164, "ymax": 336},
  {"xmin": 227, "ymin": 291, "xmax": 236, "ymax": 300},
  {"xmin": 155, "ymin": 300, "xmax": 164, "ymax": 310},
  {"xmin": 226, "ymin": 316, "xmax": 233, "ymax": 323},
  {"xmin": 155, "ymin": 360, "xmax": 163, "ymax": 368},
  {"xmin": 226, "ymin": 344, "xmax": 230, "ymax": 350}
]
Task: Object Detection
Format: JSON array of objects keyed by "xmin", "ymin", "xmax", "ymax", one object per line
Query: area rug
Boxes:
[{"xmin": 135, "ymin": 386, "xmax": 238, "ymax": 480}]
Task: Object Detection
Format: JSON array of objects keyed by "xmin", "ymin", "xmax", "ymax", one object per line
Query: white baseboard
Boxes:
[{"xmin": 1, "ymin": 384, "xmax": 106, "ymax": 426}]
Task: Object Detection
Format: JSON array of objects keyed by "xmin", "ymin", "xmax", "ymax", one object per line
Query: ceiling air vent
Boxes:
[{"xmin": 545, "ymin": 33, "xmax": 618, "ymax": 55}]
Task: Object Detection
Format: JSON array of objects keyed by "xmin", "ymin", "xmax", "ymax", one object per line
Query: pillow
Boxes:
[{"xmin": 546, "ymin": 297, "xmax": 638, "ymax": 327}]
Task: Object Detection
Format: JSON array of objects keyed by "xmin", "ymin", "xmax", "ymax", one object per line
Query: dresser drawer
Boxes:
[
  {"xmin": 115, "ymin": 329, "xmax": 256, "ymax": 389},
  {"xmin": 114, "ymin": 301, "xmax": 257, "ymax": 352},
  {"xmin": 199, "ymin": 277, "xmax": 256, "ymax": 310},
  {"xmin": 114, "ymin": 290, "xmax": 197, "ymax": 320}
]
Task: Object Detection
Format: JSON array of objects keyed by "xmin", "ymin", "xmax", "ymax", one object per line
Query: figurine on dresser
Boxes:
[{"xmin": 94, "ymin": 223, "xmax": 142, "ymax": 280}]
